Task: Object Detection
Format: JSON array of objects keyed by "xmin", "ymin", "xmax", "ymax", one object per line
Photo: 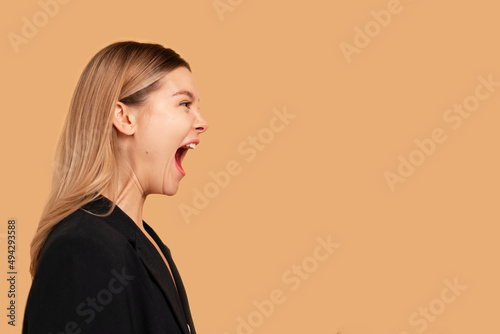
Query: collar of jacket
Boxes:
[{"xmin": 81, "ymin": 195, "xmax": 196, "ymax": 334}]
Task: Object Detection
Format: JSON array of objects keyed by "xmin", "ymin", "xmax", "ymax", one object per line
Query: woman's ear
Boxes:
[{"xmin": 112, "ymin": 101, "xmax": 137, "ymax": 136}]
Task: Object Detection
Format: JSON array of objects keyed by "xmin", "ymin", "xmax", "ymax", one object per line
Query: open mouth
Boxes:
[{"xmin": 175, "ymin": 141, "xmax": 198, "ymax": 176}]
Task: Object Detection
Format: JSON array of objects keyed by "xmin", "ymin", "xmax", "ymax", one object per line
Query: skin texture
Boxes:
[{"xmin": 102, "ymin": 66, "xmax": 208, "ymax": 230}]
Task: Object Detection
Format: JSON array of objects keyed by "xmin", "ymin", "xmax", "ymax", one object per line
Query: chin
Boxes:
[
  {"xmin": 162, "ymin": 182, "xmax": 180, "ymax": 196},
  {"xmin": 164, "ymin": 190, "xmax": 178, "ymax": 196}
]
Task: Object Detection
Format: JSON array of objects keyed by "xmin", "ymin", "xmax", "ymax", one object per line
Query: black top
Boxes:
[{"xmin": 23, "ymin": 195, "xmax": 196, "ymax": 334}]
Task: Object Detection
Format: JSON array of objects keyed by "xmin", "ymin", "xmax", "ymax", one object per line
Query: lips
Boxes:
[{"xmin": 175, "ymin": 139, "xmax": 199, "ymax": 176}]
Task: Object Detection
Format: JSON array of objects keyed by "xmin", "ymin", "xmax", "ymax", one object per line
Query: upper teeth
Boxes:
[{"xmin": 184, "ymin": 143, "xmax": 196, "ymax": 149}]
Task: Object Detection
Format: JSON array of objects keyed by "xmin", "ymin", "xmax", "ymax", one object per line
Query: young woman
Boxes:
[{"xmin": 23, "ymin": 41, "xmax": 208, "ymax": 334}]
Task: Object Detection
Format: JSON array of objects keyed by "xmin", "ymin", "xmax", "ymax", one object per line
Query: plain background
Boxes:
[{"xmin": 1, "ymin": 0, "xmax": 499, "ymax": 333}]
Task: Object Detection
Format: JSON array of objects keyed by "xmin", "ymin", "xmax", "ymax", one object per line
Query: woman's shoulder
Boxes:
[
  {"xmin": 39, "ymin": 207, "xmax": 134, "ymax": 265},
  {"xmin": 50, "ymin": 208, "xmax": 125, "ymax": 242},
  {"xmin": 29, "ymin": 207, "xmax": 144, "ymax": 315}
]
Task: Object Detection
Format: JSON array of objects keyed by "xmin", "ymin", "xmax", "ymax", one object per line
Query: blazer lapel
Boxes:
[
  {"xmin": 135, "ymin": 232, "xmax": 191, "ymax": 334},
  {"xmin": 145, "ymin": 223, "xmax": 196, "ymax": 334}
]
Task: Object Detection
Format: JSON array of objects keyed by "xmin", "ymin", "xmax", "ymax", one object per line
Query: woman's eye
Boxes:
[{"xmin": 180, "ymin": 101, "xmax": 191, "ymax": 109}]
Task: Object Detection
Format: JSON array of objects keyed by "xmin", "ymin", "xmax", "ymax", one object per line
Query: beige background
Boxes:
[{"xmin": 1, "ymin": 0, "xmax": 499, "ymax": 333}]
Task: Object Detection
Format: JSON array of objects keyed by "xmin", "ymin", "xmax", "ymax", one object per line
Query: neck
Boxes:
[{"xmin": 101, "ymin": 169, "xmax": 147, "ymax": 230}]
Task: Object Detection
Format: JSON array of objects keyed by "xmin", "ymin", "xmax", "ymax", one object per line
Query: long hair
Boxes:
[{"xmin": 30, "ymin": 41, "xmax": 191, "ymax": 278}]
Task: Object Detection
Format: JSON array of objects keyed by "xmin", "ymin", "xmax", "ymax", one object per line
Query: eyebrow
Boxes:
[{"xmin": 172, "ymin": 90, "xmax": 200, "ymax": 102}]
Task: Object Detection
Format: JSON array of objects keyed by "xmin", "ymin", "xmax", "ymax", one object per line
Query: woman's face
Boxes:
[{"xmin": 131, "ymin": 66, "xmax": 208, "ymax": 196}]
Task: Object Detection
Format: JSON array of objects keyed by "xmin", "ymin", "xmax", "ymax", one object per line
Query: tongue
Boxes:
[{"xmin": 175, "ymin": 148, "xmax": 186, "ymax": 175}]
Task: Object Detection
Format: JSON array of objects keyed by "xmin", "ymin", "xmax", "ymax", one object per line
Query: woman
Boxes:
[{"xmin": 23, "ymin": 41, "xmax": 208, "ymax": 334}]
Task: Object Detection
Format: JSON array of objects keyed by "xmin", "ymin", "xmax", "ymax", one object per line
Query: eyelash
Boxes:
[{"xmin": 180, "ymin": 101, "xmax": 192, "ymax": 109}]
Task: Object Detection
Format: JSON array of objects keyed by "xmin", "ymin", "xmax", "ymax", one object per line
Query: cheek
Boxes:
[
  {"xmin": 138, "ymin": 120, "xmax": 176, "ymax": 152},
  {"xmin": 135, "ymin": 112, "xmax": 193, "ymax": 165}
]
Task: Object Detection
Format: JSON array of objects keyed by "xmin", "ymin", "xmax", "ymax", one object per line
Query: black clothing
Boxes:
[{"xmin": 23, "ymin": 195, "xmax": 196, "ymax": 334}]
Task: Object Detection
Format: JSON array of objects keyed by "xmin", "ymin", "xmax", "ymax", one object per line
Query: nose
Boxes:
[{"xmin": 194, "ymin": 111, "xmax": 208, "ymax": 134}]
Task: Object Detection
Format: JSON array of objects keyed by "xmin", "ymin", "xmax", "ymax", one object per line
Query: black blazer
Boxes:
[{"xmin": 23, "ymin": 195, "xmax": 196, "ymax": 334}]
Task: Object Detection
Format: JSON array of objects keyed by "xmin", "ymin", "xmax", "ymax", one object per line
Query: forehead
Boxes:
[{"xmin": 156, "ymin": 66, "xmax": 199, "ymax": 101}]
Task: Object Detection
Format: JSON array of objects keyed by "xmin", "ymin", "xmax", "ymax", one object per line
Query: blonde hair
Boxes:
[{"xmin": 30, "ymin": 41, "xmax": 190, "ymax": 278}]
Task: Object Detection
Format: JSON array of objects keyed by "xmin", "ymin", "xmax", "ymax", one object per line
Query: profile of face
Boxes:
[{"xmin": 113, "ymin": 66, "xmax": 208, "ymax": 196}]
